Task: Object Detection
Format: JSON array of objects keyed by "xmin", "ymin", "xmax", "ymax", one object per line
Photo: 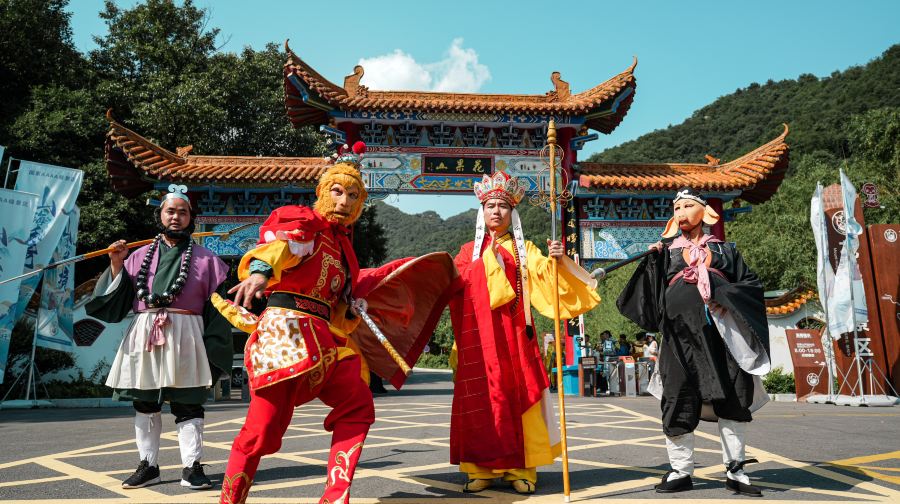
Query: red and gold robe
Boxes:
[
  {"xmin": 449, "ymin": 234, "xmax": 600, "ymax": 478},
  {"xmin": 233, "ymin": 206, "xmax": 360, "ymax": 391}
]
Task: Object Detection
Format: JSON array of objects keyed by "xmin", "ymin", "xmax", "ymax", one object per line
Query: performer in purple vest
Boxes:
[{"xmin": 86, "ymin": 185, "xmax": 231, "ymax": 491}]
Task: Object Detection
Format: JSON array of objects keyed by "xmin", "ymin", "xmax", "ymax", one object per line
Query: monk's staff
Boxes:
[
  {"xmin": 546, "ymin": 119, "xmax": 572, "ymax": 502},
  {"xmin": 351, "ymin": 298, "xmax": 412, "ymax": 376},
  {"xmin": 0, "ymin": 222, "xmax": 256, "ymax": 286},
  {"xmin": 589, "ymin": 248, "xmax": 657, "ymax": 280}
]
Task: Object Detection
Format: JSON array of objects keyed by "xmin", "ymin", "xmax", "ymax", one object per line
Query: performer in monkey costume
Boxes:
[
  {"xmin": 617, "ymin": 187, "xmax": 770, "ymax": 497},
  {"xmin": 218, "ymin": 142, "xmax": 374, "ymax": 504}
]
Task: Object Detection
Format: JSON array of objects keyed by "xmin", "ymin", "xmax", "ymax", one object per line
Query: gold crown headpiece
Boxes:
[{"xmin": 473, "ymin": 171, "xmax": 525, "ymax": 207}]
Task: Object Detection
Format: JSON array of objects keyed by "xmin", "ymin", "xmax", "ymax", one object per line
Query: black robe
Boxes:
[{"xmin": 617, "ymin": 240, "xmax": 769, "ymax": 437}]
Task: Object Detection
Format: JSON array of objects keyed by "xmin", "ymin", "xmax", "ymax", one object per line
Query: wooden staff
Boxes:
[
  {"xmin": 589, "ymin": 248, "xmax": 657, "ymax": 280},
  {"xmin": 0, "ymin": 222, "xmax": 256, "ymax": 286},
  {"xmin": 547, "ymin": 119, "xmax": 573, "ymax": 502}
]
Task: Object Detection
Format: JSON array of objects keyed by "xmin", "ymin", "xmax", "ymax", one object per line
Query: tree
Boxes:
[
  {"xmin": 353, "ymin": 205, "xmax": 388, "ymax": 268},
  {"xmin": 0, "ymin": 0, "xmax": 84, "ymax": 137}
]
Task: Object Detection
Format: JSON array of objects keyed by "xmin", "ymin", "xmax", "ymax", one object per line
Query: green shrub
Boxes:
[{"xmin": 763, "ymin": 366, "xmax": 796, "ymax": 394}]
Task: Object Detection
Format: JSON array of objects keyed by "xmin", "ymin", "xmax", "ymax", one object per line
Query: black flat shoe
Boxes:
[
  {"xmin": 725, "ymin": 477, "xmax": 762, "ymax": 497},
  {"xmin": 654, "ymin": 470, "xmax": 693, "ymax": 493}
]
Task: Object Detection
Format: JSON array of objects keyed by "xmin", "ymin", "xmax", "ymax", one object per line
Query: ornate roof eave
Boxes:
[
  {"xmin": 765, "ymin": 286, "xmax": 819, "ymax": 316},
  {"xmin": 578, "ymin": 124, "xmax": 790, "ymax": 204},
  {"xmin": 104, "ymin": 110, "xmax": 329, "ymax": 197},
  {"xmin": 283, "ymin": 40, "xmax": 637, "ymax": 133}
]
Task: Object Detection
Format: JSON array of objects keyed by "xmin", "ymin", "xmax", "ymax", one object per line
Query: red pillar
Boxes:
[{"xmin": 557, "ymin": 126, "xmax": 578, "ymax": 367}]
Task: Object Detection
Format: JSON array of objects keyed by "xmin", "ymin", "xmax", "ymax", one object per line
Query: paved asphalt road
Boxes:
[{"xmin": 1, "ymin": 370, "xmax": 898, "ymax": 503}]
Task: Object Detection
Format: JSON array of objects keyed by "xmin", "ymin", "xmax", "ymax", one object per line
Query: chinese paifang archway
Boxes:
[{"xmin": 104, "ymin": 41, "xmax": 790, "ymax": 366}]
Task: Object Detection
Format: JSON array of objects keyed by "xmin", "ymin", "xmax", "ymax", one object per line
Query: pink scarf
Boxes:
[
  {"xmin": 671, "ymin": 234, "xmax": 721, "ymax": 303},
  {"xmin": 146, "ymin": 309, "xmax": 169, "ymax": 352}
]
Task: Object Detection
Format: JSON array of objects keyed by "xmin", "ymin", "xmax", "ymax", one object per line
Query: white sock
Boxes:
[
  {"xmin": 135, "ymin": 412, "xmax": 162, "ymax": 467},
  {"xmin": 665, "ymin": 433, "xmax": 694, "ymax": 480},
  {"xmin": 176, "ymin": 418, "xmax": 204, "ymax": 468},
  {"xmin": 719, "ymin": 418, "xmax": 751, "ymax": 485}
]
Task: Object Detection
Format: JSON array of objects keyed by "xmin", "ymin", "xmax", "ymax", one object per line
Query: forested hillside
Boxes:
[{"xmin": 589, "ymin": 45, "xmax": 900, "ymax": 291}]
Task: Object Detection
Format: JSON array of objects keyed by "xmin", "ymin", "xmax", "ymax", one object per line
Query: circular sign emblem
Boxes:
[
  {"xmin": 885, "ymin": 229, "xmax": 898, "ymax": 243},
  {"xmin": 423, "ymin": 344, "xmax": 430, "ymax": 354},
  {"xmin": 831, "ymin": 211, "xmax": 847, "ymax": 235},
  {"xmin": 806, "ymin": 372, "xmax": 820, "ymax": 387}
]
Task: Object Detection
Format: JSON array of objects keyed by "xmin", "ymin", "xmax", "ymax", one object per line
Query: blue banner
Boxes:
[
  {"xmin": 36, "ymin": 206, "xmax": 80, "ymax": 352},
  {"xmin": 0, "ymin": 190, "xmax": 40, "ymax": 384},
  {"xmin": 9, "ymin": 162, "xmax": 83, "ymax": 353}
]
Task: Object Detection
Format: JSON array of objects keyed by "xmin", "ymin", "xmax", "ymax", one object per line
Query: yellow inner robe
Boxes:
[{"xmin": 458, "ymin": 237, "xmax": 600, "ymax": 483}]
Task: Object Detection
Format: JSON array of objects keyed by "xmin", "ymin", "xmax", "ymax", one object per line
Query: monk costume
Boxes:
[
  {"xmin": 448, "ymin": 171, "xmax": 600, "ymax": 494},
  {"xmin": 617, "ymin": 187, "xmax": 770, "ymax": 497},
  {"xmin": 86, "ymin": 185, "xmax": 231, "ymax": 490}
]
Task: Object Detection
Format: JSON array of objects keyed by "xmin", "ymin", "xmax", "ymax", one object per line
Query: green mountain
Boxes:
[
  {"xmin": 373, "ymin": 200, "xmax": 553, "ymax": 261},
  {"xmin": 587, "ymin": 45, "xmax": 900, "ymax": 291},
  {"xmin": 590, "ymin": 45, "xmax": 900, "ymax": 164}
]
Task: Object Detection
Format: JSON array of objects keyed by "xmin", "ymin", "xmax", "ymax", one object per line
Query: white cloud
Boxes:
[{"xmin": 358, "ymin": 38, "xmax": 491, "ymax": 93}]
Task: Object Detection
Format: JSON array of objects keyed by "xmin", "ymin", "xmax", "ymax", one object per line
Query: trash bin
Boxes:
[
  {"xmin": 578, "ymin": 356, "xmax": 597, "ymax": 397},
  {"xmin": 617, "ymin": 356, "xmax": 637, "ymax": 397},
  {"xmin": 606, "ymin": 357, "xmax": 620, "ymax": 395},
  {"xmin": 636, "ymin": 358, "xmax": 652, "ymax": 395}
]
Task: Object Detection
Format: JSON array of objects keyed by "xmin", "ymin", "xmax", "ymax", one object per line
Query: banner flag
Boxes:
[
  {"xmin": 826, "ymin": 169, "xmax": 868, "ymax": 337},
  {"xmin": 7, "ymin": 162, "xmax": 83, "ymax": 347},
  {"xmin": 0, "ymin": 190, "xmax": 40, "ymax": 384},
  {"xmin": 36, "ymin": 206, "xmax": 80, "ymax": 352},
  {"xmin": 810, "ymin": 183, "xmax": 835, "ymax": 335}
]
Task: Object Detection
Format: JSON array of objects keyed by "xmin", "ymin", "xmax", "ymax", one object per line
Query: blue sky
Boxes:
[{"xmin": 68, "ymin": 1, "xmax": 900, "ymax": 217}]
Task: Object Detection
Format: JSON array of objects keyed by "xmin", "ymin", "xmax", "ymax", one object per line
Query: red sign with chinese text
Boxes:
[{"xmin": 785, "ymin": 328, "xmax": 829, "ymax": 399}]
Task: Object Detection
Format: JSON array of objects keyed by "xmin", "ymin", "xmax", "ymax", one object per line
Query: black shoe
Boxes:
[
  {"xmin": 725, "ymin": 477, "xmax": 762, "ymax": 497},
  {"xmin": 654, "ymin": 471, "xmax": 693, "ymax": 493},
  {"xmin": 122, "ymin": 459, "xmax": 161, "ymax": 489},
  {"xmin": 181, "ymin": 461, "xmax": 213, "ymax": 490}
]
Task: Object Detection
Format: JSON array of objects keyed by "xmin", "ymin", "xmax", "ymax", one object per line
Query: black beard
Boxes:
[{"xmin": 163, "ymin": 227, "xmax": 191, "ymax": 240}]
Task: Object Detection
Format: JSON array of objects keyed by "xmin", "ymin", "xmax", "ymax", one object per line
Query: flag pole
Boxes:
[{"xmin": 547, "ymin": 119, "xmax": 572, "ymax": 502}]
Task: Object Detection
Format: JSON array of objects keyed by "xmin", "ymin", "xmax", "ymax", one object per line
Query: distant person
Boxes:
[
  {"xmin": 616, "ymin": 334, "xmax": 632, "ymax": 357},
  {"xmin": 632, "ymin": 333, "xmax": 646, "ymax": 359},
  {"xmin": 644, "ymin": 334, "xmax": 659, "ymax": 358}
]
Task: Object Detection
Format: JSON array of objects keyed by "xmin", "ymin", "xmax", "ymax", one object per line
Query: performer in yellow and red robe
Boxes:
[
  {"xmin": 449, "ymin": 171, "xmax": 600, "ymax": 495},
  {"xmin": 217, "ymin": 142, "xmax": 374, "ymax": 504}
]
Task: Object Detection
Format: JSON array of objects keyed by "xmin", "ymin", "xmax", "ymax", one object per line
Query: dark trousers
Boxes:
[{"xmin": 133, "ymin": 400, "xmax": 205, "ymax": 424}]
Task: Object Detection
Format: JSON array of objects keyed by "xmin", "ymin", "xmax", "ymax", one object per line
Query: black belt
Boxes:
[{"xmin": 267, "ymin": 292, "xmax": 331, "ymax": 321}]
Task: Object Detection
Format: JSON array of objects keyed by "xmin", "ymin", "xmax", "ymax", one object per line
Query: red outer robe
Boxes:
[{"xmin": 449, "ymin": 237, "xmax": 549, "ymax": 469}]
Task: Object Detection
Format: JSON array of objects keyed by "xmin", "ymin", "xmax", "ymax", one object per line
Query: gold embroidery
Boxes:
[
  {"xmin": 328, "ymin": 441, "xmax": 364, "ymax": 487},
  {"xmin": 311, "ymin": 251, "xmax": 343, "ymax": 299},
  {"xmin": 220, "ymin": 472, "xmax": 252, "ymax": 504}
]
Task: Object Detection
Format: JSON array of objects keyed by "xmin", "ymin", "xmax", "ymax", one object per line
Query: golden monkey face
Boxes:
[{"xmin": 314, "ymin": 165, "xmax": 367, "ymax": 226}]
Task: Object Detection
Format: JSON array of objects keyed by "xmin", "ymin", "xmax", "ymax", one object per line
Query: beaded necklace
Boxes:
[
  {"xmin": 135, "ymin": 234, "xmax": 193, "ymax": 308},
  {"xmin": 495, "ymin": 233, "xmax": 523, "ymax": 312}
]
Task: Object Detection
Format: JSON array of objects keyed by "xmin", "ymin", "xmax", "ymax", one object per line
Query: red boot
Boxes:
[
  {"xmin": 220, "ymin": 470, "xmax": 252, "ymax": 504},
  {"xmin": 321, "ymin": 422, "xmax": 369, "ymax": 504},
  {"xmin": 220, "ymin": 442, "xmax": 261, "ymax": 504}
]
